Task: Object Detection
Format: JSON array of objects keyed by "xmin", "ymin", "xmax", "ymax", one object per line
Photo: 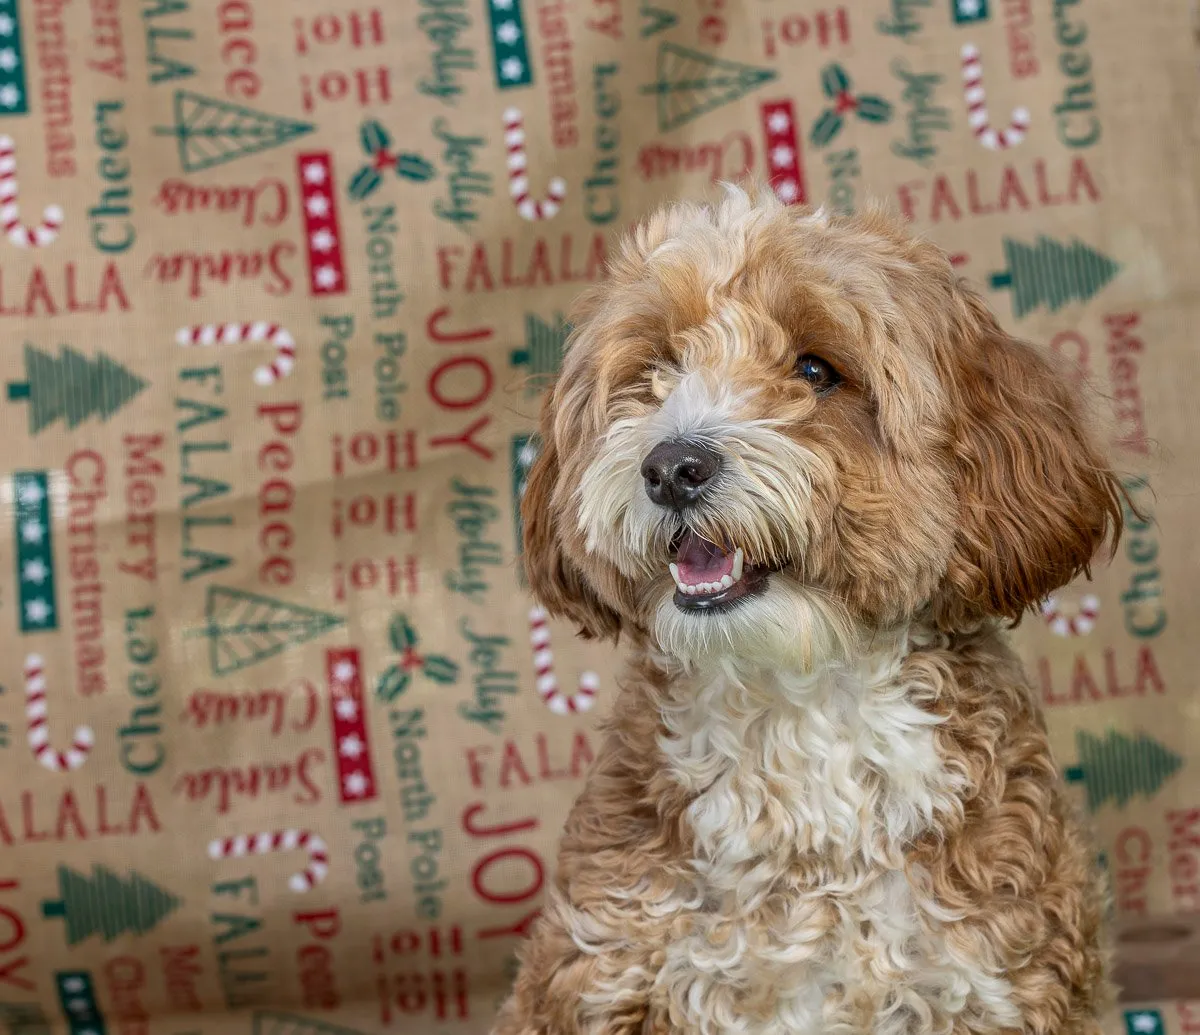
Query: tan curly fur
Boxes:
[{"xmin": 495, "ymin": 185, "xmax": 1123, "ymax": 1035}]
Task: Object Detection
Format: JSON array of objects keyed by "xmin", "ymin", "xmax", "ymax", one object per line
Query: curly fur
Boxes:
[{"xmin": 497, "ymin": 185, "xmax": 1123, "ymax": 1035}]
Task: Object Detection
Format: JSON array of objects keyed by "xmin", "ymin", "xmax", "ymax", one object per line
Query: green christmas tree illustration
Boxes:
[
  {"xmin": 7, "ymin": 344, "xmax": 147, "ymax": 435},
  {"xmin": 193, "ymin": 586, "xmax": 345, "ymax": 676},
  {"xmin": 640, "ymin": 44, "xmax": 776, "ymax": 132},
  {"xmin": 990, "ymin": 235, "xmax": 1121, "ymax": 319},
  {"xmin": 1065, "ymin": 729, "xmax": 1183, "ymax": 813},
  {"xmin": 41, "ymin": 865, "xmax": 181, "ymax": 945},
  {"xmin": 510, "ymin": 313, "xmax": 570, "ymax": 393},
  {"xmin": 252, "ymin": 1012, "xmax": 369, "ymax": 1035},
  {"xmin": 155, "ymin": 90, "xmax": 315, "ymax": 173}
]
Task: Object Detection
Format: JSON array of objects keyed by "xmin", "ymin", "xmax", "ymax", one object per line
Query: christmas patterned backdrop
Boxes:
[{"xmin": 0, "ymin": 1, "xmax": 1195, "ymax": 1034}]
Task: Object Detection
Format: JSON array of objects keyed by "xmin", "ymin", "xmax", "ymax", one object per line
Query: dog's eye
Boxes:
[{"xmin": 794, "ymin": 354, "xmax": 842, "ymax": 393}]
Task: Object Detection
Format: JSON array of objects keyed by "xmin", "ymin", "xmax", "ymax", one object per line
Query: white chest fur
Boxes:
[{"xmin": 652, "ymin": 654, "xmax": 1021, "ymax": 1035}]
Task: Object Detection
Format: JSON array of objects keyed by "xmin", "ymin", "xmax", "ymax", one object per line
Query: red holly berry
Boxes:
[
  {"xmin": 399, "ymin": 646, "xmax": 425, "ymax": 671},
  {"xmin": 833, "ymin": 91, "xmax": 859, "ymax": 115},
  {"xmin": 373, "ymin": 147, "xmax": 395, "ymax": 172}
]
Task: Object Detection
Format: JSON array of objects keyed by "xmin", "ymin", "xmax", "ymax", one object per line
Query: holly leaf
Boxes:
[
  {"xmin": 809, "ymin": 109, "xmax": 844, "ymax": 148},
  {"xmin": 360, "ymin": 119, "xmax": 392, "ymax": 155},
  {"xmin": 348, "ymin": 166, "xmax": 383, "ymax": 201},
  {"xmin": 854, "ymin": 96, "xmax": 894, "ymax": 123},
  {"xmin": 388, "ymin": 613, "xmax": 419, "ymax": 652},
  {"xmin": 375, "ymin": 664, "xmax": 411, "ymax": 703},
  {"xmin": 820, "ymin": 64, "xmax": 851, "ymax": 99},
  {"xmin": 396, "ymin": 153, "xmax": 436, "ymax": 182},
  {"xmin": 422, "ymin": 655, "xmax": 459, "ymax": 684}
]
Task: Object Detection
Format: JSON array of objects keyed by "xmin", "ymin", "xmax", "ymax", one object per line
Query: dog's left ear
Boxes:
[
  {"xmin": 521, "ymin": 410, "xmax": 623, "ymax": 642},
  {"xmin": 935, "ymin": 293, "xmax": 1125, "ymax": 628}
]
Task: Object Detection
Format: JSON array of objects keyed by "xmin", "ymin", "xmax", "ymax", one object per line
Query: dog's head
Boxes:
[{"xmin": 521, "ymin": 186, "xmax": 1123, "ymax": 668}]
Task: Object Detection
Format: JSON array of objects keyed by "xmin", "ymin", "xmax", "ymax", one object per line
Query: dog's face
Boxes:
[{"xmin": 522, "ymin": 187, "xmax": 1122, "ymax": 667}]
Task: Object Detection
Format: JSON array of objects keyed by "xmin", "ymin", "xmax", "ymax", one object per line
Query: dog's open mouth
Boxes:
[{"xmin": 668, "ymin": 530, "xmax": 772, "ymax": 612}]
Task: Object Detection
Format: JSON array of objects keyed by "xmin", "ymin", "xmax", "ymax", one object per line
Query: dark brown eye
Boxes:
[{"xmin": 794, "ymin": 353, "xmax": 842, "ymax": 393}]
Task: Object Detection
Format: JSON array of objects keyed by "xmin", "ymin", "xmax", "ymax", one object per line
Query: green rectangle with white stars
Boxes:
[
  {"xmin": 14, "ymin": 471, "xmax": 57, "ymax": 633},
  {"xmin": 951, "ymin": 0, "xmax": 989, "ymax": 24},
  {"xmin": 1124, "ymin": 1010, "xmax": 1164, "ymax": 1035},
  {"xmin": 0, "ymin": 1, "xmax": 28, "ymax": 116},
  {"xmin": 486, "ymin": 0, "xmax": 533, "ymax": 90},
  {"xmin": 56, "ymin": 972, "xmax": 107, "ymax": 1035}
]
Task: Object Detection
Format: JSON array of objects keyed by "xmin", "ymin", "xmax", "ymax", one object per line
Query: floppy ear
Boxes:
[
  {"xmin": 935, "ymin": 296, "xmax": 1125, "ymax": 628},
  {"xmin": 521, "ymin": 406, "xmax": 623, "ymax": 642}
]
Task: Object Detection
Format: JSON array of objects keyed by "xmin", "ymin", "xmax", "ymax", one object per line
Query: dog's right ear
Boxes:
[{"xmin": 521, "ymin": 408, "xmax": 623, "ymax": 642}]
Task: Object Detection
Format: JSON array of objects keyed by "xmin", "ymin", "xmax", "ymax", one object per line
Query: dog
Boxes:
[{"xmin": 495, "ymin": 185, "xmax": 1124, "ymax": 1035}]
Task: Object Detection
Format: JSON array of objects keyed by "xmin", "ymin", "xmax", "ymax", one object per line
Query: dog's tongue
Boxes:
[{"xmin": 675, "ymin": 531, "xmax": 734, "ymax": 584}]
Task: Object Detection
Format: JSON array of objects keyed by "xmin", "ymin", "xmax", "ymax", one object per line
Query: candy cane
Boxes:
[
  {"xmin": 208, "ymin": 829, "xmax": 329, "ymax": 892},
  {"xmin": 1041, "ymin": 594, "xmax": 1100, "ymax": 637},
  {"xmin": 529, "ymin": 606, "xmax": 599, "ymax": 715},
  {"xmin": 960, "ymin": 44, "xmax": 1029, "ymax": 150},
  {"xmin": 0, "ymin": 137, "xmax": 63, "ymax": 247},
  {"xmin": 175, "ymin": 322, "xmax": 296, "ymax": 386},
  {"xmin": 24, "ymin": 654, "xmax": 94, "ymax": 772},
  {"xmin": 503, "ymin": 108, "xmax": 567, "ymax": 221}
]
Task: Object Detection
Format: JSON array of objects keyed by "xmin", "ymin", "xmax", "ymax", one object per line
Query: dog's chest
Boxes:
[{"xmin": 653, "ymin": 666, "xmax": 1018, "ymax": 1035}]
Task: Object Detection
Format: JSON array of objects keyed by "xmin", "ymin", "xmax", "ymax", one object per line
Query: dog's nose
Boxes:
[{"xmin": 641, "ymin": 440, "xmax": 720, "ymax": 509}]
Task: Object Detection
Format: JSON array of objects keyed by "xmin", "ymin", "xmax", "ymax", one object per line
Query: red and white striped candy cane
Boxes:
[
  {"xmin": 1041, "ymin": 594, "xmax": 1100, "ymax": 637},
  {"xmin": 175, "ymin": 322, "xmax": 296, "ymax": 386},
  {"xmin": 503, "ymin": 108, "xmax": 567, "ymax": 221},
  {"xmin": 0, "ymin": 137, "xmax": 63, "ymax": 247},
  {"xmin": 208, "ymin": 829, "xmax": 329, "ymax": 892},
  {"xmin": 24, "ymin": 654, "xmax": 94, "ymax": 772},
  {"xmin": 960, "ymin": 44, "xmax": 1029, "ymax": 150},
  {"xmin": 529, "ymin": 606, "xmax": 599, "ymax": 715}
]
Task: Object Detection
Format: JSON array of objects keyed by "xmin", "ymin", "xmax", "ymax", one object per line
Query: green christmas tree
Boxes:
[
  {"xmin": 41, "ymin": 865, "xmax": 181, "ymax": 945},
  {"xmin": 194, "ymin": 586, "xmax": 345, "ymax": 675},
  {"xmin": 252, "ymin": 1012, "xmax": 369, "ymax": 1035},
  {"xmin": 1065, "ymin": 729, "xmax": 1183, "ymax": 813},
  {"xmin": 7, "ymin": 344, "xmax": 147, "ymax": 435},
  {"xmin": 156, "ymin": 90, "xmax": 315, "ymax": 173},
  {"xmin": 510, "ymin": 313, "xmax": 570, "ymax": 393},
  {"xmin": 640, "ymin": 44, "xmax": 776, "ymax": 132},
  {"xmin": 989, "ymin": 235, "xmax": 1121, "ymax": 319}
]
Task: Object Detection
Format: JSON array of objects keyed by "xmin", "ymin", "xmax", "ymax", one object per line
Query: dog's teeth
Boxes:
[
  {"xmin": 731, "ymin": 548, "xmax": 744, "ymax": 581},
  {"xmin": 720, "ymin": 574, "xmax": 733, "ymax": 589},
  {"xmin": 669, "ymin": 562, "xmax": 680, "ymax": 583}
]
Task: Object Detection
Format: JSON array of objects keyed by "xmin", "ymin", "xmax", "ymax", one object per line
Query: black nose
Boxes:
[{"xmin": 641, "ymin": 440, "xmax": 720, "ymax": 509}]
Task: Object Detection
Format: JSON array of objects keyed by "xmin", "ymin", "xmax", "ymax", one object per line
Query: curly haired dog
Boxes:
[{"xmin": 495, "ymin": 185, "xmax": 1123, "ymax": 1035}]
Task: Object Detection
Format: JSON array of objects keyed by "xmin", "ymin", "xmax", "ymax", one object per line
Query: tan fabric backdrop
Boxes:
[{"xmin": 0, "ymin": 0, "xmax": 1195, "ymax": 1032}]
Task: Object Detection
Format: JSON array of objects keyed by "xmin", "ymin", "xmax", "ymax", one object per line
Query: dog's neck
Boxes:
[{"xmin": 652, "ymin": 625, "xmax": 968, "ymax": 892}]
